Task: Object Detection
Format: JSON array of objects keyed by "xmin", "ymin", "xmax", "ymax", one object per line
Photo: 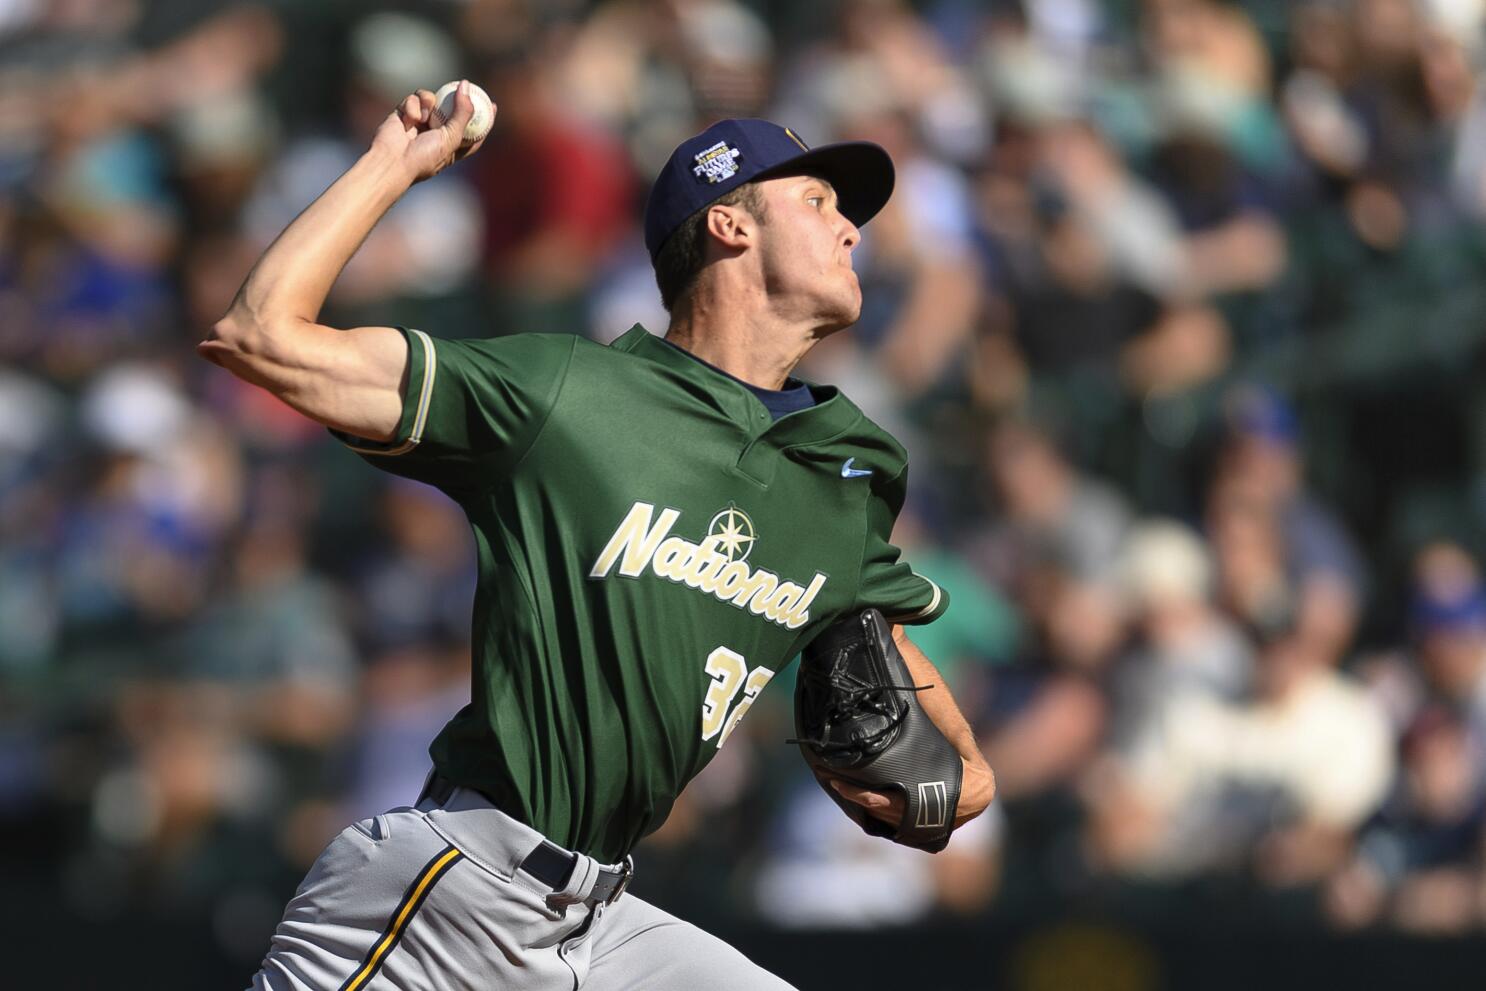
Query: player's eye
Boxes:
[{"xmin": 806, "ymin": 196, "xmax": 824, "ymax": 209}]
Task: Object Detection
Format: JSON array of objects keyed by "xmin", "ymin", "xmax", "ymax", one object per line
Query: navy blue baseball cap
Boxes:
[{"xmin": 643, "ymin": 118, "xmax": 895, "ymax": 260}]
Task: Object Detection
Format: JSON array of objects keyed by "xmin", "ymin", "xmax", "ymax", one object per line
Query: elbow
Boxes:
[
  {"xmin": 201, "ymin": 308, "xmax": 291, "ymax": 366},
  {"xmin": 206, "ymin": 307, "xmax": 292, "ymax": 362},
  {"xmin": 198, "ymin": 315, "xmax": 243, "ymax": 368},
  {"xmin": 204, "ymin": 307, "xmax": 258, "ymax": 354},
  {"xmin": 200, "ymin": 311, "xmax": 248, "ymax": 362}
]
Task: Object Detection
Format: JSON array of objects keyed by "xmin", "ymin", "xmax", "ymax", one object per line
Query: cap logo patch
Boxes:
[{"xmin": 693, "ymin": 140, "xmax": 744, "ymax": 184}]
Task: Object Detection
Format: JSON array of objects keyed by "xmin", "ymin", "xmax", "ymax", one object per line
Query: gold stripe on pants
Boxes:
[{"xmin": 337, "ymin": 844, "xmax": 464, "ymax": 991}]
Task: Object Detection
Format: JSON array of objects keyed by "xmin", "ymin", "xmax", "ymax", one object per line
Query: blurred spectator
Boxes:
[
  {"xmin": 974, "ymin": 421, "xmax": 1131, "ymax": 797},
  {"xmin": 555, "ymin": 0, "xmax": 774, "ymax": 175},
  {"xmin": 1146, "ymin": 71, "xmax": 1288, "ymax": 299},
  {"xmin": 1361, "ymin": 543, "xmax": 1486, "ymax": 776},
  {"xmin": 351, "ymin": 479, "xmax": 476, "ymax": 655},
  {"xmin": 971, "ymin": 418, "xmax": 1133, "ymax": 598},
  {"xmin": 979, "ymin": 571, "xmax": 1121, "ymax": 802},
  {"xmin": 776, "ymin": 0, "xmax": 986, "ymax": 164},
  {"xmin": 339, "ymin": 642, "xmax": 470, "ymax": 824},
  {"xmin": 788, "ymin": 103, "xmax": 984, "ymax": 409},
  {"xmin": 176, "ymin": 467, "xmax": 356, "ymax": 750},
  {"xmin": 168, "ymin": 88, "xmax": 281, "ymax": 233},
  {"xmin": 1108, "ymin": 518, "xmax": 1253, "ymax": 746},
  {"xmin": 472, "ymin": 37, "xmax": 635, "ymax": 334},
  {"xmin": 56, "ymin": 364, "xmax": 240, "ymax": 643},
  {"xmin": 1140, "ymin": 0, "xmax": 1273, "ymax": 102},
  {"xmin": 1208, "ymin": 385, "xmax": 1365, "ymax": 659},
  {"xmin": 1328, "ymin": 543, "xmax": 1486, "ymax": 931},
  {"xmin": 1326, "ymin": 705, "xmax": 1486, "ymax": 933},
  {"xmin": 80, "ymin": 680, "xmax": 287, "ymax": 912},
  {"xmin": 1086, "ymin": 634, "xmax": 1393, "ymax": 882},
  {"xmin": 972, "ymin": 114, "xmax": 1176, "ymax": 410},
  {"xmin": 1414, "ymin": 584, "xmax": 1486, "ymax": 749},
  {"xmin": 0, "ymin": 367, "xmax": 67, "ymax": 667}
]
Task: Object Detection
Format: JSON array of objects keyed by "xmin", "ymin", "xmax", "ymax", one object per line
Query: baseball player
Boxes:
[{"xmin": 203, "ymin": 82, "xmax": 995, "ymax": 990}]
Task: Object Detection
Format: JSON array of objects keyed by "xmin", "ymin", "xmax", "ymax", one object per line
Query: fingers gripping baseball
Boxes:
[
  {"xmin": 375, "ymin": 80, "xmax": 493, "ymax": 183},
  {"xmin": 436, "ymin": 82, "xmax": 477, "ymax": 144},
  {"xmin": 396, "ymin": 91, "xmax": 432, "ymax": 130}
]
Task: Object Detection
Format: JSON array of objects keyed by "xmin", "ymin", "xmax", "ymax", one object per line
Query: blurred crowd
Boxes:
[{"xmin": 8, "ymin": 0, "xmax": 1486, "ymax": 961}]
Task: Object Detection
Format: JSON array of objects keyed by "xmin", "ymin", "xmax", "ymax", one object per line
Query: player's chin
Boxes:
[
  {"xmin": 811, "ymin": 273, "xmax": 862, "ymax": 334},
  {"xmin": 817, "ymin": 297, "xmax": 861, "ymax": 336}
]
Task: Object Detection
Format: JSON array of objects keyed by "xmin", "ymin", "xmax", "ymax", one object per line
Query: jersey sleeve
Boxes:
[
  {"xmin": 334, "ymin": 328, "xmax": 576, "ymax": 491},
  {"xmin": 856, "ymin": 466, "xmax": 949, "ymax": 625}
]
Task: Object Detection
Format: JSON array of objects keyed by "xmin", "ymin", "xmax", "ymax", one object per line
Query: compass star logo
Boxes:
[{"xmin": 707, "ymin": 505, "xmax": 757, "ymax": 563}]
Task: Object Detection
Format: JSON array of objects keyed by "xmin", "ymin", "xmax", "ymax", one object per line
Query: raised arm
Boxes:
[{"xmin": 199, "ymin": 83, "xmax": 486, "ymax": 442}]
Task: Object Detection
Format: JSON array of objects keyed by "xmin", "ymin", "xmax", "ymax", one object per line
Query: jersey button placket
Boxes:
[{"xmin": 736, "ymin": 416, "xmax": 780, "ymax": 487}]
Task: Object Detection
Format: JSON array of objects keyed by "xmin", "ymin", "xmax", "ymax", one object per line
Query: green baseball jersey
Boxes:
[{"xmin": 340, "ymin": 324, "xmax": 948, "ymax": 863}]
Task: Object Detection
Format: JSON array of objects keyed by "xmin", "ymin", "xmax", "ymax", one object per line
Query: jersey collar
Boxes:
[{"xmin": 610, "ymin": 325, "xmax": 864, "ymax": 478}]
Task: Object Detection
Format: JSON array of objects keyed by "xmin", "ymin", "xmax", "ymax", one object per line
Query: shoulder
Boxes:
[
  {"xmin": 430, "ymin": 332, "xmax": 581, "ymax": 388},
  {"xmin": 819, "ymin": 390, "xmax": 909, "ymax": 468},
  {"xmin": 818, "ymin": 390, "xmax": 912, "ymax": 509},
  {"xmin": 441, "ymin": 331, "xmax": 581, "ymax": 361}
]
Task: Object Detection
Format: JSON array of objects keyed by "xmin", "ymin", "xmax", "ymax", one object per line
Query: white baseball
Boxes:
[{"xmin": 431, "ymin": 81, "xmax": 494, "ymax": 147}]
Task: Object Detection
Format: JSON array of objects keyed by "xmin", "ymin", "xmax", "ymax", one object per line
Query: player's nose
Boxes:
[{"xmin": 840, "ymin": 215, "xmax": 860, "ymax": 253}]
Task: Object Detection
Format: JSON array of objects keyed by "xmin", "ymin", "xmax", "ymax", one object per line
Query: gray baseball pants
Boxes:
[{"xmin": 248, "ymin": 783, "xmax": 797, "ymax": 991}]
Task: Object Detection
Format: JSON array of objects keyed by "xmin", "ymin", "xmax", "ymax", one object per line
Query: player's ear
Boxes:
[{"xmin": 704, "ymin": 202, "xmax": 755, "ymax": 253}]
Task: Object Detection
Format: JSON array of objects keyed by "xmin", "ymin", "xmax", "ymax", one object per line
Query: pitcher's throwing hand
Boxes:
[{"xmin": 374, "ymin": 79, "xmax": 492, "ymax": 183}]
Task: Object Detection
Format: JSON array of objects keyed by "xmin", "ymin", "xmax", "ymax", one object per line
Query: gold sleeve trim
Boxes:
[
  {"xmin": 886, "ymin": 572, "xmax": 943, "ymax": 624},
  {"xmin": 343, "ymin": 328, "xmax": 438, "ymax": 456}
]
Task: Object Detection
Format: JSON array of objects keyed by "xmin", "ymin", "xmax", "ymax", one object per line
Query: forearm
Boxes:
[
  {"xmin": 893, "ymin": 625, "xmax": 997, "ymax": 825},
  {"xmin": 893, "ymin": 626, "xmax": 985, "ymax": 767},
  {"xmin": 198, "ymin": 147, "xmax": 417, "ymax": 440},
  {"xmin": 220, "ymin": 146, "xmax": 414, "ymax": 336}
]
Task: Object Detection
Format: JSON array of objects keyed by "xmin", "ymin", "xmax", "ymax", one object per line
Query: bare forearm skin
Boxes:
[
  {"xmin": 198, "ymin": 146, "xmax": 418, "ymax": 440},
  {"xmin": 893, "ymin": 626, "xmax": 980, "ymax": 763},
  {"xmin": 225, "ymin": 146, "xmax": 412, "ymax": 332},
  {"xmin": 893, "ymin": 625, "xmax": 997, "ymax": 820}
]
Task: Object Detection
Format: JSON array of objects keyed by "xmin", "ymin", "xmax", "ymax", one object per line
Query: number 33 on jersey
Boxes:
[
  {"xmin": 700, "ymin": 647, "xmax": 774, "ymax": 748},
  {"xmin": 589, "ymin": 500, "xmax": 795, "ymax": 747}
]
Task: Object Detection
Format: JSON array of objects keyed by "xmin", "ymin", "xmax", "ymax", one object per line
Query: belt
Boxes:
[
  {"xmin": 420, "ymin": 773, "xmax": 634, "ymax": 906},
  {"xmin": 520, "ymin": 840, "xmax": 634, "ymax": 906}
]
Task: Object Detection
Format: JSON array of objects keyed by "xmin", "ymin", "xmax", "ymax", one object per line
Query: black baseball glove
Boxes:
[{"xmin": 791, "ymin": 608, "xmax": 963, "ymax": 852}]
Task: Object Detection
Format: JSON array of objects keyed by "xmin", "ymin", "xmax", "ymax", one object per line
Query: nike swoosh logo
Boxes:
[{"xmin": 841, "ymin": 457, "xmax": 873, "ymax": 479}]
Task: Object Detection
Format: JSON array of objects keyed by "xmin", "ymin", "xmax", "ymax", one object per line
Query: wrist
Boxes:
[
  {"xmin": 357, "ymin": 143, "xmax": 420, "ymax": 202},
  {"xmin": 963, "ymin": 758, "xmax": 995, "ymax": 801}
]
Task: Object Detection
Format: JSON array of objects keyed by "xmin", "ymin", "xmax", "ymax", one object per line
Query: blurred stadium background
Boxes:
[{"xmin": 7, "ymin": 0, "xmax": 1486, "ymax": 987}]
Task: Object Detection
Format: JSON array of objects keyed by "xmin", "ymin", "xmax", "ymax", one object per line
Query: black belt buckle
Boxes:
[{"xmin": 605, "ymin": 856, "xmax": 634, "ymax": 905}]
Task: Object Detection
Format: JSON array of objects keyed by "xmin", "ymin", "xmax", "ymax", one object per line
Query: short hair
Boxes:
[{"xmin": 652, "ymin": 182, "xmax": 766, "ymax": 311}]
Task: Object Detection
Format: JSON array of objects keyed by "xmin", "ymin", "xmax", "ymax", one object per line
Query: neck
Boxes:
[{"xmin": 663, "ymin": 278, "xmax": 820, "ymax": 390}]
